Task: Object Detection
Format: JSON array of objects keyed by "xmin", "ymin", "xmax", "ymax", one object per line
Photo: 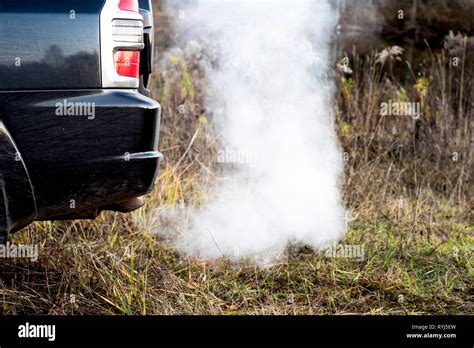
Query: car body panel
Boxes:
[
  {"xmin": 0, "ymin": 0, "xmax": 104, "ymax": 90},
  {"xmin": 0, "ymin": 121, "xmax": 37, "ymax": 239},
  {"xmin": 0, "ymin": 90, "xmax": 161, "ymax": 221}
]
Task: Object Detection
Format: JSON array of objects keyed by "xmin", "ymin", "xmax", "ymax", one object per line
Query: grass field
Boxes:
[
  {"xmin": 2, "ymin": 193, "xmax": 472, "ymax": 315},
  {"xmin": 0, "ymin": 3, "xmax": 472, "ymax": 315}
]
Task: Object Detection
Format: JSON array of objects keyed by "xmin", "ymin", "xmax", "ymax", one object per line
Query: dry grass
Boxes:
[
  {"xmin": 1, "ymin": 193, "xmax": 471, "ymax": 314},
  {"xmin": 0, "ymin": 5, "xmax": 473, "ymax": 315}
]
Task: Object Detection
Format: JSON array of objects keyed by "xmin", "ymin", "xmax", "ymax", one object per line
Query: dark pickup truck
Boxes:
[{"xmin": 0, "ymin": 0, "xmax": 162, "ymax": 243}]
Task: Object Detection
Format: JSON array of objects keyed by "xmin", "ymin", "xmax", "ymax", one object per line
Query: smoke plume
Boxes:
[{"xmin": 161, "ymin": 0, "xmax": 346, "ymax": 263}]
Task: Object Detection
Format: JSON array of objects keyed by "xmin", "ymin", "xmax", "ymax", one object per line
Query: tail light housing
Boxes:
[{"xmin": 100, "ymin": 0, "xmax": 144, "ymax": 88}]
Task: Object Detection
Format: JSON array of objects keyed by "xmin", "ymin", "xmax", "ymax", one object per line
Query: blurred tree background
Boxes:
[{"xmin": 336, "ymin": 0, "xmax": 473, "ymax": 79}]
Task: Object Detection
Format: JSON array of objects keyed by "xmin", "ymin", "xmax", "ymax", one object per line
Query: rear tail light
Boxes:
[
  {"xmin": 115, "ymin": 50, "xmax": 140, "ymax": 78},
  {"xmin": 100, "ymin": 0, "xmax": 144, "ymax": 87},
  {"xmin": 112, "ymin": 17, "xmax": 143, "ymax": 78}
]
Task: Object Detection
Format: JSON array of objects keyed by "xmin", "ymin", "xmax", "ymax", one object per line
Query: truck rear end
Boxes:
[{"xmin": 0, "ymin": 0, "xmax": 162, "ymax": 242}]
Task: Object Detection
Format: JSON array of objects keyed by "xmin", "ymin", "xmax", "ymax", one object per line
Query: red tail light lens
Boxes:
[
  {"xmin": 119, "ymin": 0, "xmax": 139, "ymax": 12},
  {"xmin": 115, "ymin": 50, "xmax": 140, "ymax": 78}
]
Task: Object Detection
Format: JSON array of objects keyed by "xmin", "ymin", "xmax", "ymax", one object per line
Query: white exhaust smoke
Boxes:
[{"xmin": 161, "ymin": 0, "xmax": 346, "ymax": 262}]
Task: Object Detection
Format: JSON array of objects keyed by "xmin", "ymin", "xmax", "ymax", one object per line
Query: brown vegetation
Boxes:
[{"xmin": 0, "ymin": 0, "xmax": 472, "ymax": 315}]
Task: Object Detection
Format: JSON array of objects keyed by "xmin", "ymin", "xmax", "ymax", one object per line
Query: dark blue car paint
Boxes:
[
  {"xmin": 0, "ymin": 0, "xmax": 104, "ymax": 90},
  {"xmin": 0, "ymin": 0, "xmax": 160, "ymax": 242}
]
